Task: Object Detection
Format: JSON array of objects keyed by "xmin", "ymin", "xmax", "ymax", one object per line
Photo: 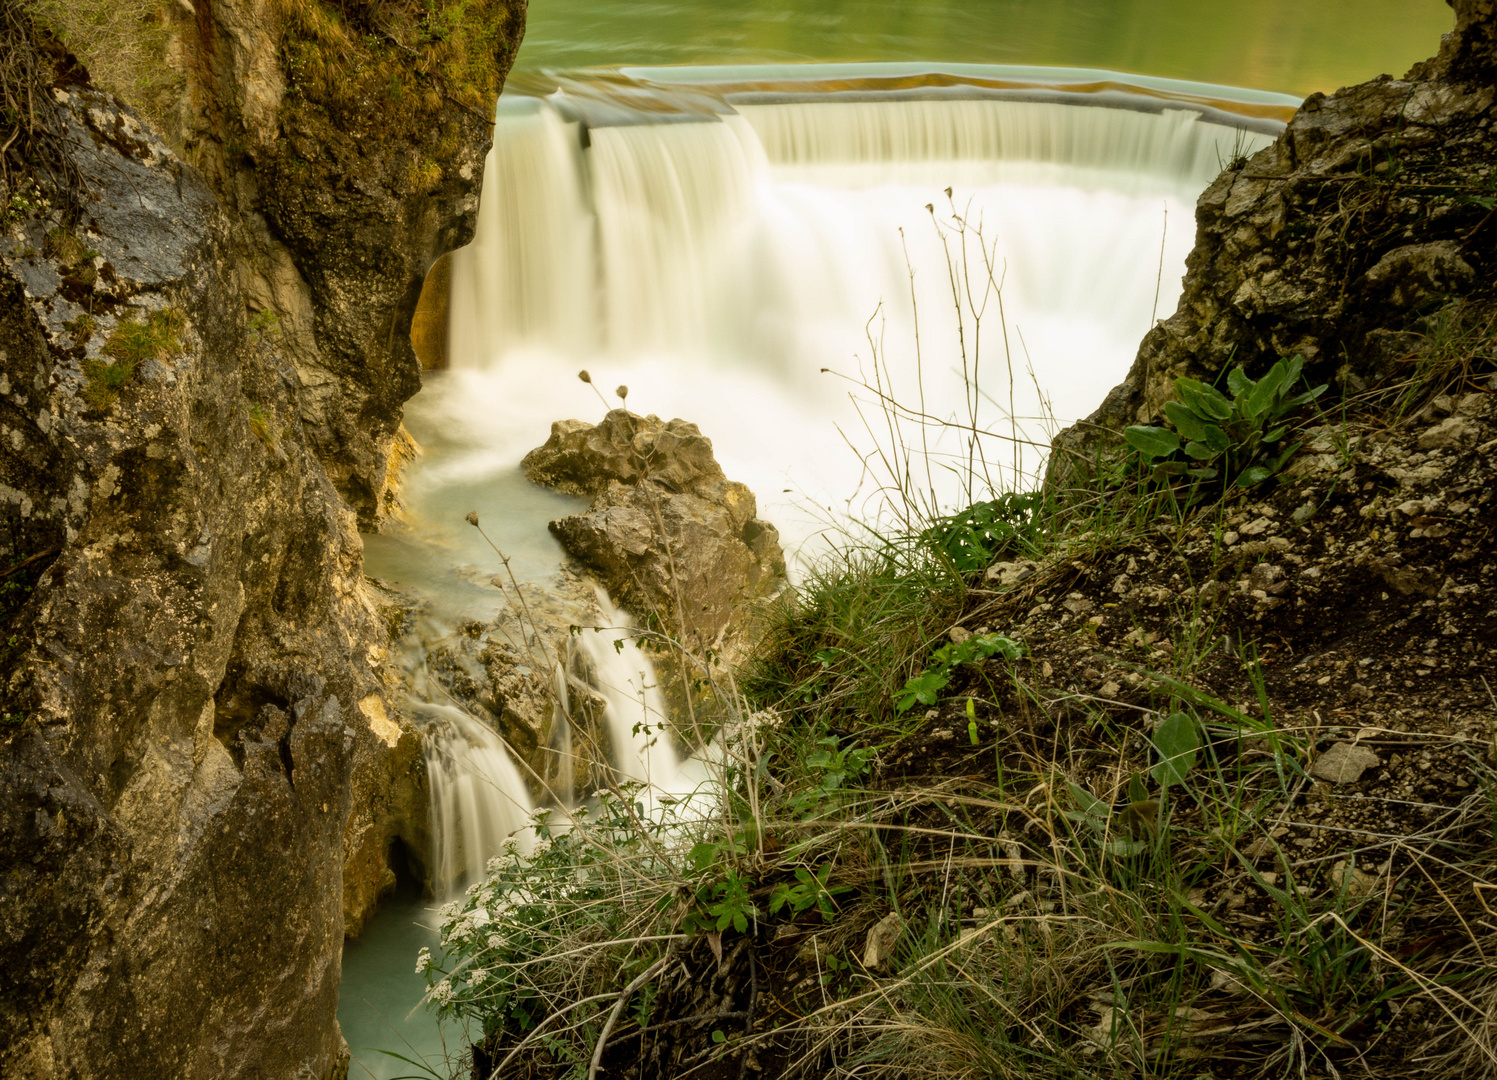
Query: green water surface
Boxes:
[{"xmin": 516, "ymin": 0, "xmax": 1454, "ymax": 97}]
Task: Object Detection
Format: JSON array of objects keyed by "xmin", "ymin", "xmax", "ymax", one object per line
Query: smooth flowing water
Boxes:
[
  {"xmin": 340, "ymin": 5, "xmax": 1455, "ymax": 1076},
  {"xmin": 515, "ymin": 0, "xmax": 1451, "ymax": 96}
]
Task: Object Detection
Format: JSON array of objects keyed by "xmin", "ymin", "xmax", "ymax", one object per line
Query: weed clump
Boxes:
[
  {"xmin": 247, "ymin": 402, "xmax": 275, "ymax": 447},
  {"xmin": 85, "ymin": 306, "xmax": 183, "ymax": 410},
  {"xmin": 18, "ymin": 0, "xmax": 183, "ymax": 137}
]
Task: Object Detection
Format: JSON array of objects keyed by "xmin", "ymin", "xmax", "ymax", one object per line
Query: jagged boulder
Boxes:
[
  {"xmin": 1052, "ymin": 0, "xmax": 1497, "ymax": 475},
  {"xmin": 523, "ymin": 411, "xmax": 786, "ymax": 652}
]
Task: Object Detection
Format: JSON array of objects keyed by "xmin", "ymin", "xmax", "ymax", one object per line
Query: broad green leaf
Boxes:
[
  {"xmin": 1151, "ymin": 711, "xmax": 1199, "ymax": 787},
  {"xmin": 1281, "ymin": 383, "xmax": 1329, "ymax": 410},
  {"xmin": 1124, "ymin": 425, "xmax": 1180, "ymax": 460},
  {"xmin": 973, "ymin": 633, "xmax": 1022, "ymax": 660},
  {"xmin": 1105, "ymin": 838, "xmax": 1148, "ymax": 857},
  {"xmin": 1199, "ymin": 422, "xmax": 1230, "ymax": 454},
  {"xmin": 1235, "ymin": 465, "xmax": 1274, "ymax": 488},
  {"xmin": 1068, "ymin": 782, "xmax": 1109, "ymax": 827},
  {"xmin": 1244, "ymin": 360, "xmax": 1291, "ymax": 418},
  {"xmin": 1175, "ymin": 377, "xmax": 1232, "ymax": 421},
  {"xmin": 1282, "ymin": 354, "xmax": 1304, "ymax": 386},
  {"xmin": 1164, "ymin": 400, "xmax": 1211, "ymax": 443},
  {"xmin": 1184, "ymin": 439, "xmax": 1217, "ymax": 461},
  {"xmin": 1186, "ymin": 466, "xmax": 1219, "ymax": 481},
  {"xmin": 1263, "ymin": 424, "xmax": 1289, "ymax": 443},
  {"xmin": 1227, "ymin": 367, "xmax": 1253, "ymax": 397},
  {"xmin": 1127, "ymin": 770, "xmax": 1149, "ymax": 804}
]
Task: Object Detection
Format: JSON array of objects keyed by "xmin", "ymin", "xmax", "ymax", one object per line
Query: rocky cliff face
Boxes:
[
  {"xmin": 1054, "ymin": 0, "xmax": 1495, "ymax": 470},
  {"xmin": 0, "ymin": 1, "xmax": 524, "ymax": 1075}
]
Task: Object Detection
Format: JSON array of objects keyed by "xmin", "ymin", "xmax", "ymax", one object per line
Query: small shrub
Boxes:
[
  {"xmin": 1124, "ymin": 355, "xmax": 1327, "ymax": 491},
  {"xmin": 919, "ymin": 491, "xmax": 1043, "ymax": 574},
  {"xmin": 246, "ymin": 308, "xmax": 282, "ymax": 342}
]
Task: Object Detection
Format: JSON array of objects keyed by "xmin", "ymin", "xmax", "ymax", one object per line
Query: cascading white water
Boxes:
[
  {"xmin": 417, "ymin": 701, "xmax": 537, "ymax": 894},
  {"xmin": 344, "ymin": 65, "xmax": 1302, "ymax": 1078},
  {"xmin": 440, "ymin": 66, "xmax": 1296, "ymax": 550}
]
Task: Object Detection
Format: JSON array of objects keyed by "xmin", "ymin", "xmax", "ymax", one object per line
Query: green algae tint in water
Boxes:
[
  {"xmin": 517, "ymin": 0, "xmax": 1452, "ymax": 96},
  {"xmin": 340, "ymin": 890, "xmax": 462, "ymax": 1080}
]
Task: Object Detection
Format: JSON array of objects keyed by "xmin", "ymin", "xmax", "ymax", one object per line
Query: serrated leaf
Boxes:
[
  {"xmin": 1164, "ymin": 400, "xmax": 1211, "ymax": 443},
  {"xmin": 1151, "ymin": 711, "xmax": 1199, "ymax": 787},
  {"xmin": 1176, "ymin": 378, "xmax": 1232, "ymax": 421},
  {"xmin": 1124, "ymin": 425, "xmax": 1181, "ymax": 460}
]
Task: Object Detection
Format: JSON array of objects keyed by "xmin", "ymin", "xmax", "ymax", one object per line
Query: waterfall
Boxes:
[
  {"xmin": 565, "ymin": 590, "xmax": 687, "ymax": 794},
  {"xmin": 408, "ymin": 63, "xmax": 1299, "ymax": 897},
  {"xmin": 440, "ymin": 66, "xmax": 1295, "ymax": 548},
  {"xmin": 418, "ymin": 591, "xmax": 709, "ymax": 898}
]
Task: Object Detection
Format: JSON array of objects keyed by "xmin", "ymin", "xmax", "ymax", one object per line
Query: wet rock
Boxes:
[
  {"xmin": 525, "ymin": 411, "xmax": 787, "ymax": 652},
  {"xmin": 1310, "ymin": 742, "xmax": 1382, "ymax": 784}
]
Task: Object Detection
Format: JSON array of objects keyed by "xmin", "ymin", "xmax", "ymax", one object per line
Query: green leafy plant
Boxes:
[
  {"xmin": 1124, "ymin": 355, "xmax": 1327, "ymax": 490},
  {"xmin": 700, "ymin": 869, "xmax": 758, "ymax": 934},
  {"xmin": 919, "ymin": 491, "xmax": 1043, "ymax": 573},
  {"xmin": 894, "ymin": 632, "xmax": 1021, "ymax": 714},
  {"xmin": 769, "ymin": 863, "xmax": 851, "ymax": 921},
  {"xmin": 246, "ymin": 308, "xmax": 282, "ymax": 342},
  {"xmin": 1151, "ymin": 710, "xmax": 1200, "ymax": 788},
  {"xmin": 247, "ymin": 403, "xmax": 276, "ymax": 447}
]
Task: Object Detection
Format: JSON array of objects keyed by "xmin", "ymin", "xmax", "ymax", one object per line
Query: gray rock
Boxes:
[
  {"xmin": 862, "ymin": 911, "xmax": 904, "ymax": 970},
  {"xmin": 1417, "ymin": 416, "xmax": 1475, "ymax": 451},
  {"xmin": 1050, "ymin": 1, "xmax": 1497, "ymax": 477},
  {"xmin": 526, "ymin": 411, "xmax": 787, "ymax": 653},
  {"xmin": 984, "ymin": 559, "xmax": 1039, "ymax": 586},
  {"xmin": 1310, "ymin": 742, "xmax": 1382, "ymax": 784}
]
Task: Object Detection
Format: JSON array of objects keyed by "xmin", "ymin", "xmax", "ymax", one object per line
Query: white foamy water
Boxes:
[{"xmin": 436, "ymin": 67, "xmax": 1290, "ymax": 554}]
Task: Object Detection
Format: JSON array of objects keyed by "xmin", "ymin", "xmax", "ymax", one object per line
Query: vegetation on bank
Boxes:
[{"xmin": 409, "ymin": 173, "xmax": 1497, "ymax": 1079}]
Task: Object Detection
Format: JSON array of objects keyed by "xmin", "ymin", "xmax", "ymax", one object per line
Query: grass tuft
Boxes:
[{"xmin": 86, "ymin": 306, "xmax": 183, "ymax": 410}]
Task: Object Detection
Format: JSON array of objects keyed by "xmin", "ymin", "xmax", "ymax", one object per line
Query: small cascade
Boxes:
[
  {"xmin": 565, "ymin": 591, "xmax": 686, "ymax": 794},
  {"xmin": 417, "ymin": 701, "xmax": 537, "ymax": 895}
]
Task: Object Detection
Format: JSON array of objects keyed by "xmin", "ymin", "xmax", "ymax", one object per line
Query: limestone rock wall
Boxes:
[
  {"xmin": 0, "ymin": 0, "xmax": 526, "ymax": 1072},
  {"xmin": 0, "ymin": 86, "xmax": 390, "ymax": 1080}
]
